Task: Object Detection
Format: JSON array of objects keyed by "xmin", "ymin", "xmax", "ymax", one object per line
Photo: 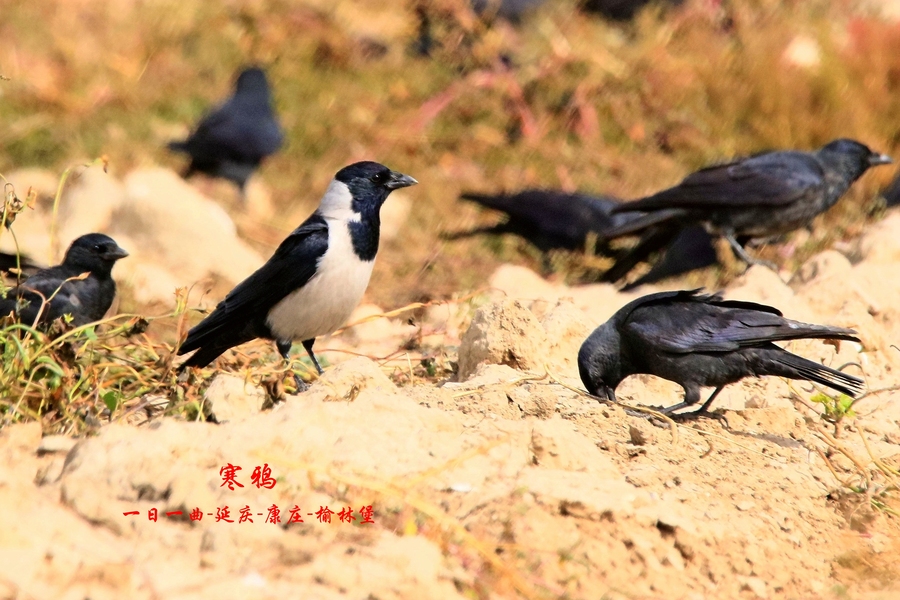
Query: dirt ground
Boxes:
[{"xmin": 2, "ymin": 212, "xmax": 900, "ymax": 600}]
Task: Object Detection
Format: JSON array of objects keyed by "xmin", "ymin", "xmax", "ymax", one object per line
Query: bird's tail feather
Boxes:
[
  {"xmin": 602, "ymin": 208, "xmax": 685, "ymax": 239},
  {"xmin": 777, "ymin": 352, "xmax": 865, "ymax": 398}
]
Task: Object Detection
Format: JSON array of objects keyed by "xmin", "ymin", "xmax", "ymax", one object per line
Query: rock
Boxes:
[
  {"xmin": 507, "ymin": 384, "xmax": 557, "ymax": 418},
  {"xmin": 530, "ymin": 417, "xmax": 616, "ymax": 472},
  {"xmin": 859, "ymin": 211, "xmax": 900, "ymax": 264},
  {"xmin": 204, "ymin": 374, "xmax": 268, "ymax": 423},
  {"xmin": 117, "ymin": 259, "xmax": 184, "ymax": 306},
  {"xmin": 540, "ymin": 300, "xmax": 595, "ymax": 377},
  {"xmin": 57, "ymin": 165, "xmax": 126, "ymax": 249},
  {"xmin": 305, "ymin": 356, "xmax": 396, "ymax": 401},
  {"xmin": 37, "ymin": 435, "xmax": 77, "ymax": 455},
  {"xmin": 457, "ymin": 299, "xmax": 547, "ymax": 380},
  {"xmin": 243, "ymin": 177, "xmax": 275, "ymax": 221},
  {"xmin": 110, "ymin": 168, "xmax": 265, "ymax": 302},
  {"xmin": 488, "ymin": 265, "xmax": 560, "ymax": 302},
  {"xmin": 518, "ymin": 469, "xmax": 642, "ymax": 521},
  {"xmin": 791, "ymin": 250, "xmax": 852, "ymax": 286},
  {"xmin": 726, "ymin": 265, "xmax": 816, "ymax": 321}
]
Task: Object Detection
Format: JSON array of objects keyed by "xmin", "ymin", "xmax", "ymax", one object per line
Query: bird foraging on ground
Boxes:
[
  {"xmin": 0, "ymin": 233, "xmax": 128, "ymax": 327},
  {"xmin": 577, "ymin": 289, "xmax": 864, "ymax": 418},
  {"xmin": 603, "ymin": 139, "xmax": 892, "ymax": 268},
  {"xmin": 168, "ymin": 66, "xmax": 283, "ymax": 194},
  {"xmin": 177, "ymin": 161, "xmax": 417, "ymax": 387}
]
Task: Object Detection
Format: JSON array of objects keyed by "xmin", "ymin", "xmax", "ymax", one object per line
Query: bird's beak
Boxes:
[
  {"xmin": 103, "ymin": 246, "xmax": 129, "ymax": 261},
  {"xmin": 869, "ymin": 153, "xmax": 893, "ymax": 166},
  {"xmin": 385, "ymin": 171, "xmax": 418, "ymax": 190}
]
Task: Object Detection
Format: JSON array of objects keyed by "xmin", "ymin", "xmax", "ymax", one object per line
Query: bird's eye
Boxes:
[
  {"xmin": 93, "ymin": 244, "xmax": 104, "ymax": 252},
  {"xmin": 371, "ymin": 171, "xmax": 389, "ymax": 184}
]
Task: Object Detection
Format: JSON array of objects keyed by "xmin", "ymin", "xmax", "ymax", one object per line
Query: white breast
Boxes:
[{"xmin": 265, "ymin": 215, "xmax": 375, "ymax": 342}]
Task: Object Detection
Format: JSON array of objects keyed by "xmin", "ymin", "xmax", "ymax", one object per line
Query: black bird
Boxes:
[
  {"xmin": 580, "ymin": 0, "xmax": 682, "ymax": 20},
  {"xmin": 577, "ymin": 289, "xmax": 864, "ymax": 417},
  {"xmin": 168, "ymin": 66, "xmax": 283, "ymax": 193},
  {"xmin": 457, "ymin": 189, "xmax": 720, "ymax": 286},
  {"xmin": 458, "ymin": 189, "xmax": 630, "ymax": 253},
  {"xmin": 880, "ymin": 172, "xmax": 900, "ymax": 208},
  {"xmin": 604, "ymin": 139, "xmax": 892, "ymax": 267},
  {"xmin": 0, "ymin": 234, "xmax": 128, "ymax": 327},
  {"xmin": 177, "ymin": 161, "xmax": 417, "ymax": 382},
  {"xmin": 607, "ymin": 225, "xmax": 721, "ymax": 290},
  {"xmin": 0, "ymin": 251, "xmax": 40, "ymax": 276}
]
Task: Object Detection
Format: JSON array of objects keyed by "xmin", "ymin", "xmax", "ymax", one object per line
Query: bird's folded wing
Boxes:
[
  {"xmin": 191, "ymin": 101, "xmax": 282, "ymax": 158},
  {"xmin": 629, "ymin": 304, "xmax": 856, "ymax": 354},
  {"xmin": 179, "ymin": 219, "xmax": 328, "ymax": 350},
  {"xmin": 618, "ymin": 155, "xmax": 826, "ymax": 211}
]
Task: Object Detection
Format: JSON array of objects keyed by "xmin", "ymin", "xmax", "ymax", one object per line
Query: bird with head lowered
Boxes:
[
  {"xmin": 177, "ymin": 161, "xmax": 417, "ymax": 387},
  {"xmin": 578, "ymin": 289, "xmax": 864, "ymax": 418},
  {"xmin": 0, "ymin": 233, "xmax": 128, "ymax": 328}
]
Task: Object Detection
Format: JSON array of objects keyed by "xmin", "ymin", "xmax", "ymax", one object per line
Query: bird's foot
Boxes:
[
  {"xmin": 289, "ymin": 373, "xmax": 311, "ymax": 394},
  {"xmin": 667, "ymin": 407, "xmax": 729, "ymax": 425}
]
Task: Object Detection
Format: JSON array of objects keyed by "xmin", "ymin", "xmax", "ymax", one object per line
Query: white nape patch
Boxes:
[
  {"xmin": 317, "ymin": 180, "xmax": 359, "ymax": 221},
  {"xmin": 266, "ymin": 197, "xmax": 374, "ymax": 342}
]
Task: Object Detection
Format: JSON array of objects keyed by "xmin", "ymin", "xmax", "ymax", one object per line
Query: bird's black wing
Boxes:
[
  {"xmin": 460, "ymin": 190, "xmax": 622, "ymax": 244},
  {"xmin": 0, "ymin": 266, "xmax": 89, "ymax": 326},
  {"xmin": 615, "ymin": 152, "xmax": 826, "ymax": 213},
  {"xmin": 178, "ymin": 216, "xmax": 329, "ymax": 356},
  {"xmin": 626, "ymin": 292, "xmax": 857, "ymax": 354}
]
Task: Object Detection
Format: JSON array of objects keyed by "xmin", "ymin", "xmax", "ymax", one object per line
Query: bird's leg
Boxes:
[
  {"xmin": 669, "ymin": 387, "xmax": 728, "ymax": 423},
  {"xmin": 302, "ymin": 338, "xmax": 324, "ymax": 375},
  {"xmin": 724, "ymin": 231, "xmax": 777, "ymax": 271},
  {"xmin": 276, "ymin": 339, "xmax": 308, "ymax": 392}
]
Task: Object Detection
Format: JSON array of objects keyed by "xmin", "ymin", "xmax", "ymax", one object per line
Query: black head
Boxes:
[
  {"xmin": 62, "ymin": 233, "xmax": 129, "ymax": 275},
  {"xmin": 577, "ymin": 321, "xmax": 624, "ymax": 402},
  {"xmin": 819, "ymin": 138, "xmax": 892, "ymax": 178},
  {"xmin": 334, "ymin": 161, "xmax": 418, "ymax": 214},
  {"xmin": 234, "ymin": 67, "xmax": 272, "ymax": 97}
]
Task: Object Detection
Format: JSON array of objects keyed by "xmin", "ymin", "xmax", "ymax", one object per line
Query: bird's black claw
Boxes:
[{"xmin": 291, "ymin": 373, "xmax": 310, "ymax": 394}]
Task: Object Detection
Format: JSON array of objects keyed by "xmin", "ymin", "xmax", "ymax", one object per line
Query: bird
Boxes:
[
  {"xmin": 0, "ymin": 233, "xmax": 128, "ymax": 327},
  {"xmin": 0, "ymin": 250, "xmax": 40, "ymax": 276},
  {"xmin": 604, "ymin": 225, "xmax": 720, "ymax": 290},
  {"xmin": 880, "ymin": 173, "xmax": 900, "ymax": 208},
  {"xmin": 457, "ymin": 189, "xmax": 630, "ymax": 253},
  {"xmin": 603, "ymin": 139, "xmax": 892, "ymax": 267},
  {"xmin": 167, "ymin": 66, "xmax": 283, "ymax": 194},
  {"xmin": 177, "ymin": 161, "xmax": 417, "ymax": 384},
  {"xmin": 577, "ymin": 289, "xmax": 864, "ymax": 418},
  {"xmin": 456, "ymin": 189, "xmax": 720, "ymax": 286},
  {"xmin": 579, "ymin": 0, "xmax": 683, "ymax": 21}
]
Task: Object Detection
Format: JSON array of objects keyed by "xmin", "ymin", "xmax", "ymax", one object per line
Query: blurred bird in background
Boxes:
[{"xmin": 168, "ymin": 66, "xmax": 284, "ymax": 199}]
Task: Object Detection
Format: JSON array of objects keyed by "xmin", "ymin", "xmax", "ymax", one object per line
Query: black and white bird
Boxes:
[
  {"xmin": 168, "ymin": 66, "xmax": 284, "ymax": 193},
  {"xmin": 578, "ymin": 289, "xmax": 864, "ymax": 418},
  {"xmin": 0, "ymin": 233, "xmax": 128, "ymax": 327},
  {"xmin": 177, "ymin": 161, "xmax": 417, "ymax": 382}
]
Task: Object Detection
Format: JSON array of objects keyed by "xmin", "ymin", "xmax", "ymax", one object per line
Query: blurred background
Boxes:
[{"xmin": 2, "ymin": 0, "xmax": 899, "ymax": 315}]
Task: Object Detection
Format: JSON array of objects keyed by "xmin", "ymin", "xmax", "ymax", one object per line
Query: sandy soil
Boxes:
[{"xmin": 2, "ymin": 214, "xmax": 900, "ymax": 599}]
